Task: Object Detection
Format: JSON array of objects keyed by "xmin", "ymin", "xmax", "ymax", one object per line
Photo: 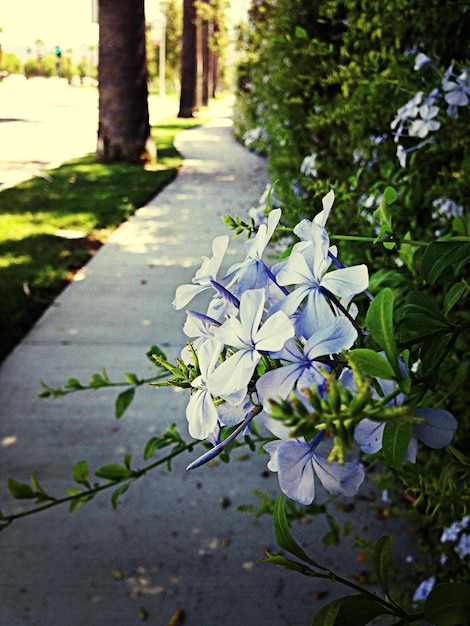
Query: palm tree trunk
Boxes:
[
  {"xmin": 96, "ymin": 0, "xmax": 155, "ymax": 164},
  {"xmin": 178, "ymin": 0, "xmax": 197, "ymax": 117}
]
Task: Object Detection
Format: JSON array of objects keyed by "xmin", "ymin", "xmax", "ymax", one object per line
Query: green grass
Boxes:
[{"xmin": 0, "ymin": 115, "xmax": 205, "ymax": 364}]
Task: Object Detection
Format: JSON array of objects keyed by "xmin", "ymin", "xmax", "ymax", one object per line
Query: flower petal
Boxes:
[
  {"xmin": 414, "ymin": 408, "xmax": 457, "ymax": 449},
  {"xmin": 275, "ymin": 440, "xmax": 317, "ymax": 505},
  {"xmin": 186, "ymin": 389, "xmax": 219, "ymax": 440},
  {"xmin": 355, "ymin": 419, "xmax": 384, "ymax": 454},
  {"xmin": 313, "ymin": 454, "xmax": 365, "ymax": 497}
]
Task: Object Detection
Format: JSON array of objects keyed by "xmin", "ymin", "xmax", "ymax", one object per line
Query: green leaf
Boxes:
[
  {"xmin": 7, "ymin": 478, "xmax": 36, "ymax": 499},
  {"xmin": 72, "ymin": 460, "xmax": 90, "ymax": 487},
  {"xmin": 143, "ymin": 435, "xmax": 169, "ymax": 460},
  {"xmin": 348, "ymin": 349, "xmax": 396, "ymax": 380},
  {"xmin": 68, "ymin": 491, "xmax": 93, "ymax": 513},
  {"xmin": 115, "ymin": 387, "xmax": 135, "ymax": 418},
  {"xmin": 95, "ymin": 464, "xmax": 133, "ymax": 481},
  {"xmin": 372, "ymin": 535, "xmax": 395, "ymax": 597},
  {"xmin": 421, "ymin": 242, "xmax": 470, "ymax": 284},
  {"xmin": 382, "ymin": 422, "xmax": 413, "ymax": 469},
  {"xmin": 111, "ymin": 483, "xmax": 130, "ymax": 509},
  {"xmin": 333, "ymin": 596, "xmax": 392, "ymax": 626},
  {"xmin": 311, "ymin": 597, "xmax": 346, "ymax": 626},
  {"xmin": 295, "ymin": 26, "xmax": 308, "ymax": 39},
  {"xmin": 444, "ymin": 282, "xmax": 466, "ymax": 316},
  {"xmin": 424, "ymin": 583, "xmax": 470, "ymax": 625},
  {"xmin": 373, "ymin": 186, "xmax": 397, "ymax": 243},
  {"xmin": 420, "ymin": 333, "xmax": 454, "ymax": 373},
  {"xmin": 65, "ymin": 377, "xmax": 83, "ymax": 390},
  {"xmin": 365, "ymin": 288, "xmax": 400, "ymax": 377},
  {"xmin": 30, "ymin": 474, "xmax": 47, "ymax": 495},
  {"xmin": 124, "ymin": 372, "xmax": 140, "ymax": 385},
  {"xmin": 261, "ymin": 552, "xmax": 313, "ymax": 575},
  {"xmin": 273, "ymin": 495, "xmax": 323, "ymax": 569},
  {"xmin": 147, "ymin": 345, "xmax": 167, "ymax": 364},
  {"xmin": 448, "ymin": 445, "xmax": 470, "ymax": 466},
  {"xmin": 90, "ymin": 373, "xmax": 108, "ymax": 388}
]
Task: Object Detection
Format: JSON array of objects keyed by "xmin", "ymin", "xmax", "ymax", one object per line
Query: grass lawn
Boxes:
[{"xmin": 0, "ymin": 115, "xmax": 205, "ymax": 364}]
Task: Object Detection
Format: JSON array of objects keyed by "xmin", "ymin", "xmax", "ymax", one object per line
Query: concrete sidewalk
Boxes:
[{"xmin": 0, "ymin": 99, "xmax": 408, "ymax": 626}]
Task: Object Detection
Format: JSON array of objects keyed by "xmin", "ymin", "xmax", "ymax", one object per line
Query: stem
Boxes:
[
  {"xmin": 3, "ymin": 441, "xmax": 199, "ymax": 527},
  {"xmin": 303, "ymin": 566, "xmax": 407, "ymax": 618},
  {"xmin": 330, "ymin": 234, "xmax": 428, "ymax": 247}
]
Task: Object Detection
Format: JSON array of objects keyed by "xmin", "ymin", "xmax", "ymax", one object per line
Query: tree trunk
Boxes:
[
  {"xmin": 178, "ymin": 0, "xmax": 197, "ymax": 117},
  {"xmin": 96, "ymin": 0, "xmax": 155, "ymax": 164}
]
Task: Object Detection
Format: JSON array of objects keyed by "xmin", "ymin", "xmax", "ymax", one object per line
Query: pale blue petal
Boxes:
[
  {"xmin": 321, "ymin": 265, "xmax": 369, "ymax": 299},
  {"xmin": 262, "ymin": 415, "xmax": 294, "ymax": 441},
  {"xmin": 355, "ymin": 419, "xmax": 384, "ymax": 454},
  {"xmin": 215, "ymin": 316, "xmax": 247, "ymax": 349},
  {"xmin": 217, "ymin": 401, "xmax": 247, "ymax": 427},
  {"xmin": 173, "ymin": 283, "xmax": 208, "ymax": 310},
  {"xmin": 186, "ymin": 388, "xmax": 219, "ymax": 440},
  {"xmin": 238, "ymin": 259, "xmax": 271, "ymax": 291},
  {"xmin": 276, "ymin": 251, "xmax": 316, "ymax": 286},
  {"xmin": 304, "ymin": 317, "xmax": 357, "ymax": 360},
  {"xmin": 276, "ymin": 440, "xmax": 317, "ymax": 505},
  {"xmin": 313, "ymin": 454, "xmax": 365, "ymax": 497},
  {"xmin": 404, "ymin": 435, "xmax": 418, "ymax": 464},
  {"xmin": 299, "ymin": 288, "xmax": 335, "ymax": 338},
  {"xmin": 414, "ymin": 408, "xmax": 457, "ymax": 449},
  {"xmin": 239, "ymin": 288, "xmax": 265, "ymax": 342},
  {"xmin": 263, "ymin": 440, "xmax": 284, "ymax": 471},
  {"xmin": 256, "ymin": 363, "xmax": 303, "ymax": 408},
  {"xmin": 255, "ymin": 310, "xmax": 294, "ymax": 352},
  {"xmin": 206, "ymin": 348, "xmax": 258, "ymax": 405},
  {"xmin": 270, "ymin": 285, "xmax": 312, "ymax": 318}
]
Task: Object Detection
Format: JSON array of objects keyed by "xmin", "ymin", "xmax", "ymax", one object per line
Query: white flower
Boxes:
[
  {"xmin": 409, "ymin": 104, "xmax": 441, "ymax": 138},
  {"xmin": 207, "ymin": 289, "xmax": 294, "ymax": 405}
]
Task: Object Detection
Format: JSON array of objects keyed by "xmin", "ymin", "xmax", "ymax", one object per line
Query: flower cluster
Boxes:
[
  {"xmin": 392, "ymin": 53, "xmax": 470, "ymax": 168},
  {"xmin": 441, "ymin": 515, "xmax": 470, "ymax": 560},
  {"xmin": 167, "ymin": 191, "xmax": 457, "ymax": 505}
]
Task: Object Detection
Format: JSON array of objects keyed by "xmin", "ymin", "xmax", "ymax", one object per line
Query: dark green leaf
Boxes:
[
  {"xmin": 334, "ymin": 596, "xmax": 393, "ymax": 626},
  {"xmin": 420, "ymin": 333, "xmax": 454, "ymax": 373},
  {"xmin": 348, "ymin": 349, "xmax": 396, "ymax": 380},
  {"xmin": 7, "ymin": 478, "xmax": 35, "ymax": 499},
  {"xmin": 273, "ymin": 495, "xmax": 323, "ymax": 568},
  {"xmin": 444, "ymin": 282, "xmax": 466, "ymax": 316},
  {"xmin": 372, "ymin": 535, "xmax": 395, "ymax": 597},
  {"xmin": 147, "ymin": 345, "xmax": 167, "ymax": 364},
  {"xmin": 421, "ymin": 242, "xmax": 470, "ymax": 284},
  {"xmin": 382, "ymin": 422, "xmax": 413, "ymax": 469},
  {"xmin": 424, "ymin": 583, "xmax": 470, "ymax": 625},
  {"xmin": 115, "ymin": 387, "xmax": 135, "ymax": 418},
  {"xmin": 311, "ymin": 598, "xmax": 346, "ymax": 626},
  {"xmin": 403, "ymin": 291, "xmax": 448, "ymax": 322},
  {"xmin": 400, "ymin": 313, "xmax": 450, "ymax": 333},
  {"xmin": 95, "ymin": 464, "xmax": 133, "ymax": 481},
  {"xmin": 72, "ymin": 460, "xmax": 90, "ymax": 487},
  {"xmin": 448, "ymin": 446, "xmax": 470, "ymax": 466},
  {"xmin": 365, "ymin": 288, "xmax": 400, "ymax": 377}
]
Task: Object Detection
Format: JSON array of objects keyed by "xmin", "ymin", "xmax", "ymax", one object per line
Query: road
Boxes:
[{"xmin": 0, "ymin": 77, "xmax": 178, "ymax": 190}]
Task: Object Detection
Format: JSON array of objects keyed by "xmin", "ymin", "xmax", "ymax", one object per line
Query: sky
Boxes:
[{"xmin": 1, "ymin": 0, "xmax": 250, "ymax": 57}]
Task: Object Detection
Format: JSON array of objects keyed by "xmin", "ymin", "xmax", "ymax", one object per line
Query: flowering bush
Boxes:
[{"xmin": 4, "ymin": 184, "xmax": 469, "ymax": 623}]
